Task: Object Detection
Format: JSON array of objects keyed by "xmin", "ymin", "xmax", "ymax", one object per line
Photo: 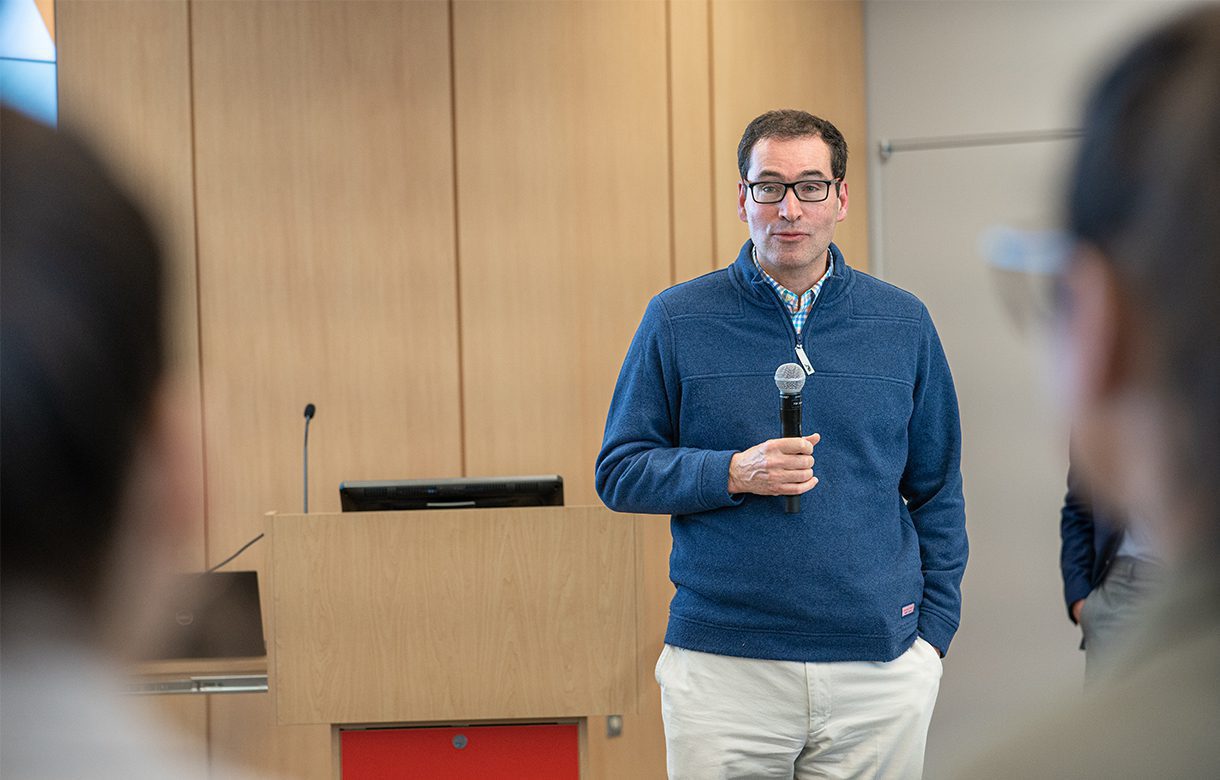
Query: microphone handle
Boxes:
[{"xmin": 780, "ymin": 394, "xmax": 802, "ymax": 514}]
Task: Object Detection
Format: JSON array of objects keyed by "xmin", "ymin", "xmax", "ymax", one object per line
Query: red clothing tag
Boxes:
[{"xmin": 901, "ymin": 603, "xmax": 915, "ymax": 617}]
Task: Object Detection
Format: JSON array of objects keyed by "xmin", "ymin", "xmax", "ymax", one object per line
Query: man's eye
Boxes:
[
  {"xmin": 798, "ymin": 183, "xmax": 824, "ymax": 195},
  {"xmin": 758, "ymin": 184, "xmax": 782, "ymax": 195}
]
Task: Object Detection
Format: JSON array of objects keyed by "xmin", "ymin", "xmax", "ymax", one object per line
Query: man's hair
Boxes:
[
  {"xmin": 1, "ymin": 109, "xmax": 166, "ymax": 606},
  {"xmin": 1066, "ymin": 6, "xmax": 1220, "ymax": 534},
  {"xmin": 737, "ymin": 109, "xmax": 848, "ymax": 181}
]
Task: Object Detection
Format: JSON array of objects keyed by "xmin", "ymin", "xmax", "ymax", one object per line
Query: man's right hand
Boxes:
[
  {"xmin": 1071, "ymin": 598, "xmax": 1085, "ymax": 624},
  {"xmin": 728, "ymin": 433, "xmax": 821, "ymax": 496}
]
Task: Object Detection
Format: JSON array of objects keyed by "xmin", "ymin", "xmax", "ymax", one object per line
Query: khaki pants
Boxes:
[
  {"xmin": 655, "ymin": 639, "xmax": 942, "ymax": 780},
  {"xmin": 1079, "ymin": 555, "xmax": 1166, "ymax": 685}
]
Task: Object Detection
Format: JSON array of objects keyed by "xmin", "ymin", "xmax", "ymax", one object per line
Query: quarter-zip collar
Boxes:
[{"xmin": 731, "ymin": 239, "xmax": 852, "ymax": 311}]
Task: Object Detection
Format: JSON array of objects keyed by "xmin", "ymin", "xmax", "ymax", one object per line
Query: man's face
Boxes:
[
  {"xmin": 738, "ymin": 135, "xmax": 849, "ymax": 286},
  {"xmin": 1054, "ymin": 250, "xmax": 1171, "ymax": 550}
]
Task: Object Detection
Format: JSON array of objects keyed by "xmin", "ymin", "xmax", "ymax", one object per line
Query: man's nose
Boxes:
[{"xmin": 778, "ymin": 187, "xmax": 803, "ymax": 220}]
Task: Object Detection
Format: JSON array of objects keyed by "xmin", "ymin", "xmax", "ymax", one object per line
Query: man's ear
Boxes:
[
  {"xmin": 835, "ymin": 180, "xmax": 849, "ymax": 223},
  {"xmin": 100, "ymin": 378, "xmax": 205, "ymax": 656},
  {"xmin": 738, "ymin": 180, "xmax": 749, "ymax": 223},
  {"xmin": 1063, "ymin": 247, "xmax": 1137, "ymax": 407},
  {"xmin": 132, "ymin": 379, "xmax": 204, "ymax": 553},
  {"xmin": 1061, "ymin": 246, "xmax": 1174, "ymax": 554}
]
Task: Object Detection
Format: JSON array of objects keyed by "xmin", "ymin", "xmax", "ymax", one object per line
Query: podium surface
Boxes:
[{"xmin": 267, "ymin": 505, "xmax": 646, "ymax": 727}]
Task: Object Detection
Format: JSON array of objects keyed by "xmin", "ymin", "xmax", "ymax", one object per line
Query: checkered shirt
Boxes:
[{"xmin": 752, "ymin": 248, "xmax": 834, "ymax": 333}]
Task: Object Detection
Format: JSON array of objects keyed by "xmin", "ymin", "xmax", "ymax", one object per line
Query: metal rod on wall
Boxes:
[{"xmin": 877, "ymin": 128, "xmax": 1082, "ymax": 162}]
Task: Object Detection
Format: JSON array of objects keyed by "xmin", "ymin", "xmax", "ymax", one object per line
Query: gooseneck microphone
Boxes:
[
  {"xmin": 774, "ymin": 364, "xmax": 807, "ymax": 514},
  {"xmin": 303, "ymin": 403, "xmax": 316, "ymax": 513}
]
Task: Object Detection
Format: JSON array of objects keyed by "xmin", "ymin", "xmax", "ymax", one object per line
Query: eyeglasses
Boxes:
[
  {"xmin": 979, "ymin": 225, "xmax": 1075, "ymax": 332},
  {"xmin": 744, "ymin": 179, "xmax": 840, "ymax": 204}
]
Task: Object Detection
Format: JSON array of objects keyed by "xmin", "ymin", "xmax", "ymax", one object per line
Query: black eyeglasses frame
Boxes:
[{"xmin": 743, "ymin": 178, "xmax": 841, "ymax": 204}]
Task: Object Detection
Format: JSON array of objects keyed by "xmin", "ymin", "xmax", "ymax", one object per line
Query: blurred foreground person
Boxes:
[
  {"xmin": 965, "ymin": 7, "xmax": 1220, "ymax": 778},
  {"xmin": 1059, "ymin": 459, "xmax": 1164, "ymax": 686},
  {"xmin": 0, "ymin": 108, "xmax": 251, "ymax": 779}
]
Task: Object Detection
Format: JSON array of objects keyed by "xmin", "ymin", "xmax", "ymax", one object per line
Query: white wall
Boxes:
[{"xmin": 863, "ymin": 1, "xmax": 1193, "ymax": 775}]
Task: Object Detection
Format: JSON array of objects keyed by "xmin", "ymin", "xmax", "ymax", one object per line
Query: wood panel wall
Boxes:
[
  {"xmin": 189, "ymin": 2, "xmax": 460, "ymax": 774},
  {"xmin": 56, "ymin": 1, "xmax": 868, "ymax": 777},
  {"xmin": 711, "ymin": 0, "xmax": 871, "ymax": 269},
  {"xmin": 451, "ymin": 4, "xmax": 673, "ymax": 772}
]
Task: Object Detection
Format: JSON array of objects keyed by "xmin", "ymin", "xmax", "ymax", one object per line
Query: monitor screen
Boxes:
[{"xmin": 339, "ymin": 474, "xmax": 564, "ymax": 512}]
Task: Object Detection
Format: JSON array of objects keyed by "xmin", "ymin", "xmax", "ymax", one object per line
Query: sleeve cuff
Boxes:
[
  {"xmin": 699, "ymin": 450, "xmax": 745, "ymax": 511},
  {"xmin": 1064, "ymin": 578, "xmax": 1092, "ymax": 623},
  {"xmin": 918, "ymin": 607, "xmax": 959, "ymax": 657}
]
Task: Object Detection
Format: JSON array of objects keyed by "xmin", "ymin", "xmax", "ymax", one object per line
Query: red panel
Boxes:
[{"xmin": 340, "ymin": 723, "xmax": 579, "ymax": 780}]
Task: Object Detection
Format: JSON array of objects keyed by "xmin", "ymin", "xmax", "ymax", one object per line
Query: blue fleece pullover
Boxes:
[{"xmin": 595, "ymin": 241, "xmax": 967, "ymax": 662}]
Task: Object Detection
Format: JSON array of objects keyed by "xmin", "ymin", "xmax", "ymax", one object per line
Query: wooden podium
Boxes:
[{"xmin": 266, "ymin": 505, "xmax": 653, "ymax": 777}]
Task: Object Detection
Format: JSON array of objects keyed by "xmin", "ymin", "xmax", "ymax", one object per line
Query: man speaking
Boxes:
[{"xmin": 596, "ymin": 110, "xmax": 967, "ymax": 779}]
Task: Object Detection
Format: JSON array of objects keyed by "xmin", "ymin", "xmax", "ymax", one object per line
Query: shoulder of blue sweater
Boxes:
[
  {"xmin": 843, "ymin": 266, "xmax": 927, "ymax": 322},
  {"xmin": 653, "ymin": 266, "xmax": 739, "ymax": 318}
]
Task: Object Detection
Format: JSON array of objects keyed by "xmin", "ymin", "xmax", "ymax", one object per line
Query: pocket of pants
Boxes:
[
  {"xmin": 654, "ymin": 644, "xmax": 673, "ymax": 685},
  {"xmin": 915, "ymin": 636, "xmax": 942, "ymax": 664},
  {"xmin": 1078, "ymin": 594, "xmax": 1094, "ymax": 646}
]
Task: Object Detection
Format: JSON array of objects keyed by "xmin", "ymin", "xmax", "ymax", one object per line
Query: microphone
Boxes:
[
  {"xmin": 303, "ymin": 403, "xmax": 316, "ymax": 513},
  {"xmin": 774, "ymin": 364, "xmax": 806, "ymax": 514}
]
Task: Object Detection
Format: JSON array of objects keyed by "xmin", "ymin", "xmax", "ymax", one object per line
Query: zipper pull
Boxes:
[{"xmin": 795, "ymin": 344, "xmax": 814, "ymax": 375}]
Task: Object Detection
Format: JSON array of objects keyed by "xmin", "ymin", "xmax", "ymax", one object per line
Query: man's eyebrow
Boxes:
[{"xmin": 752, "ymin": 169, "xmax": 829, "ymax": 180}]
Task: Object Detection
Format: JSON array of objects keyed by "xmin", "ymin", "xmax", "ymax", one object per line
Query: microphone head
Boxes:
[
  {"xmin": 774, "ymin": 363, "xmax": 806, "ymax": 396},
  {"xmin": 304, "ymin": 403, "xmax": 316, "ymax": 419}
]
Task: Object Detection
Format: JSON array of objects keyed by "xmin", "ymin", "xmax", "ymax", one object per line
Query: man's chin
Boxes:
[{"xmin": 765, "ymin": 246, "xmax": 822, "ymax": 267}]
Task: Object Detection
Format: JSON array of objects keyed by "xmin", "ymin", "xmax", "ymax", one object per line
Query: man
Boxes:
[
  {"xmin": 1059, "ymin": 461, "xmax": 1164, "ymax": 684},
  {"xmin": 960, "ymin": 7, "xmax": 1220, "ymax": 777},
  {"xmin": 596, "ymin": 110, "xmax": 967, "ymax": 778},
  {"xmin": 0, "ymin": 108, "xmax": 253, "ymax": 779}
]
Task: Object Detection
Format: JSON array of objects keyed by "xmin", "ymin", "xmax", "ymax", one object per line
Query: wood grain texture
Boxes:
[
  {"xmin": 452, "ymin": 0, "xmax": 673, "ymax": 509},
  {"xmin": 132, "ymin": 657, "xmax": 266, "ymax": 678},
  {"xmin": 669, "ymin": 0, "xmax": 717, "ymax": 283},
  {"xmin": 56, "ymin": 0, "xmax": 206, "ymax": 572},
  {"xmin": 208, "ymin": 692, "xmax": 322, "ymax": 780},
  {"xmin": 452, "ymin": 3, "xmax": 673, "ymax": 774},
  {"xmin": 191, "ymin": 0, "xmax": 462, "ymax": 551},
  {"xmin": 626, "ymin": 513, "xmax": 674, "ymax": 777},
  {"xmin": 710, "ymin": 0, "xmax": 871, "ymax": 271},
  {"xmin": 269, "ymin": 507, "xmax": 638, "ymax": 725},
  {"xmin": 190, "ymin": 1, "xmax": 460, "ymax": 776}
]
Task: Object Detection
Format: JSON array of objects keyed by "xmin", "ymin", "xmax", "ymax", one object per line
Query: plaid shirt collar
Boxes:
[{"xmin": 752, "ymin": 246, "xmax": 834, "ymax": 324}]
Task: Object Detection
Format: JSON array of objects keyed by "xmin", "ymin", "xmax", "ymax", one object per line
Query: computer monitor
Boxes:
[{"xmin": 338, "ymin": 474, "xmax": 564, "ymax": 512}]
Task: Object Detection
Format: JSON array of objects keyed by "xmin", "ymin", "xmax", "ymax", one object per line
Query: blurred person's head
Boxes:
[
  {"xmin": 1, "ymin": 108, "xmax": 197, "ymax": 653},
  {"xmin": 1057, "ymin": 6, "xmax": 1220, "ymax": 556}
]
